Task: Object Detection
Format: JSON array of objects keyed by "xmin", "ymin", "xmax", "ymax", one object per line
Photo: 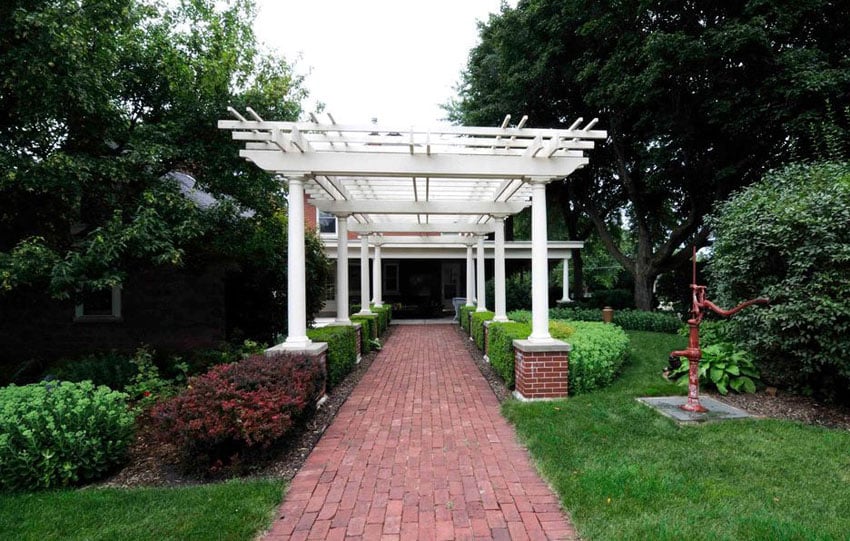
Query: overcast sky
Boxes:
[{"xmin": 253, "ymin": 0, "xmax": 513, "ymax": 127}]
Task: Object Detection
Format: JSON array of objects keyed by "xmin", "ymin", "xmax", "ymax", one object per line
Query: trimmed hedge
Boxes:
[
  {"xmin": 486, "ymin": 319, "xmax": 628, "ymax": 394},
  {"xmin": 306, "ymin": 325, "xmax": 358, "ymax": 387},
  {"xmin": 459, "ymin": 305, "xmax": 476, "ymax": 333},
  {"xmin": 350, "ymin": 314, "xmax": 378, "ymax": 352},
  {"xmin": 471, "ymin": 310, "xmax": 495, "ymax": 350},
  {"xmin": 0, "ymin": 381, "xmax": 134, "ymax": 491},
  {"xmin": 508, "ymin": 307, "xmax": 682, "ymax": 333},
  {"xmin": 370, "ymin": 304, "xmax": 392, "ymax": 334},
  {"xmin": 151, "ymin": 352, "xmax": 323, "ymax": 472}
]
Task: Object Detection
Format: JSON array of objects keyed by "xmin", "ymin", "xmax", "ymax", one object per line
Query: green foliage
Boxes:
[
  {"xmin": 471, "ymin": 311, "xmax": 495, "ymax": 350},
  {"xmin": 459, "ymin": 305, "xmax": 476, "ymax": 333},
  {"xmin": 510, "ymin": 307, "xmax": 682, "ymax": 333},
  {"xmin": 450, "ymin": 1, "xmax": 850, "ymax": 309},
  {"xmin": 709, "ymin": 162, "xmax": 850, "ymax": 400},
  {"xmin": 566, "ymin": 321, "xmax": 630, "ymax": 394},
  {"xmin": 487, "ymin": 322, "xmax": 531, "ymax": 387},
  {"xmin": 306, "ymin": 325, "xmax": 357, "ymax": 388},
  {"xmin": 123, "ymin": 346, "xmax": 183, "ymax": 410},
  {"xmin": 0, "ymin": 381, "xmax": 134, "ymax": 491},
  {"xmin": 485, "ymin": 273, "xmax": 532, "ymax": 312},
  {"xmin": 670, "ymin": 342, "xmax": 760, "ymax": 395},
  {"xmin": 350, "ymin": 315, "xmax": 377, "ymax": 352},
  {"xmin": 370, "ymin": 304, "xmax": 392, "ymax": 334},
  {"xmin": 48, "ymin": 351, "xmax": 138, "ymax": 391}
]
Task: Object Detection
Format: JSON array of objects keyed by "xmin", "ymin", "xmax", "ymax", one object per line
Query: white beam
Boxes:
[
  {"xmin": 284, "ymin": 176, "xmax": 311, "ymax": 348},
  {"xmin": 239, "ymin": 149, "xmax": 588, "ymax": 179},
  {"xmin": 493, "ymin": 217, "xmax": 508, "ymax": 322},
  {"xmin": 348, "ymin": 223, "xmax": 495, "ymax": 234},
  {"xmin": 476, "ymin": 235, "xmax": 487, "ymax": 312},
  {"xmin": 310, "ymin": 200, "xmax": 529, "ymax": 215},
  {"xmin": 335, "ymin": 216, "xmax": 351, "ymax": 324},
  {"xmin": 358, "ymin": 236, "xmax": 373, "ymax": 315}
]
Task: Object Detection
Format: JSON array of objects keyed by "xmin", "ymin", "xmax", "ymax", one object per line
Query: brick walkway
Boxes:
[{"xmin": 264, "ymin": 325, "xmax": 577, "ymax": 541}]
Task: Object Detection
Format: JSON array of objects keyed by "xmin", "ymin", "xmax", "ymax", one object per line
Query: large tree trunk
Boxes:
[{"xmin": 633, "ymin": 265, "xmax": 656, "ymax": 311}]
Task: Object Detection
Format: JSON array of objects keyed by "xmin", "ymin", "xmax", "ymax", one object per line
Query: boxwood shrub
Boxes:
[
  {"xmin": 486, "ymin": 319, "xmax": 628, "ymax": 394},
  {"xmin": 151, "ymin": 352, "xmax": 323, "ymax": 472},
  {"xmin": 350, "ymin": 314, "xmax": 378, "ymax": 352},
  {"xmin": 0, "ymin": 381, "xmax": 134, "ymax": 491},
  {"xmin": 509, "ymin": 307, "xmax": 682, "ymax": 333},
  {"xmin": 370, "ymin": 304, "xmax": 392, "ymax": 334},
  {"xmin": 459, "ymin": 305, "xmax": 476, "ymax": 333},
  {"xmin": 471, "ymin": 310, "xmax": 495, "ymax": 350},
  {"xmin": 307, "ymin": 325, "xmax": 358, "ymax": 387}
]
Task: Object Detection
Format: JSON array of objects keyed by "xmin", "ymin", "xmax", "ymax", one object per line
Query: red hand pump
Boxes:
[{"xmin": 670, "ymin": 247, "xmax": 769, "ymax": 412}]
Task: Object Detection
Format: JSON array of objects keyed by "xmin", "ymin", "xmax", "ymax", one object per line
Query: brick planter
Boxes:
[
  {"xmin": 483, "ymin": 320, "xmax": 491, "ymax": 362},
  {"xmin": 512, "ymin": 339, "xmax": 570, "ymax": 400},
  {"xmin": 353, "ymin": 323, "xmax": 363, "ymax": 364}
]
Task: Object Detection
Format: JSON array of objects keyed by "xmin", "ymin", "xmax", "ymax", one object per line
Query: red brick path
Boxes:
[{"xmin": 264, "ymin": 325, "xmax": 577, "ymax": 540}]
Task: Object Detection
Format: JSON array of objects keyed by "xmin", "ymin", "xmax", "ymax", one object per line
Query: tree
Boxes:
[
  {"xmin": 709, "ymin": 162, "xmax": 850, "ymax": 402},
  {"xmin": 449, "ymin": 0, "xmax": 850, "ymax": 309},
  {"xmin": 0, "ymin": 0, "xmax": 330, "ymax": 339}
]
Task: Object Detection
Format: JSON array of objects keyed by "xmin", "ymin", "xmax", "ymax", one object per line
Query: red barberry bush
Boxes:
[{"xmin": 151, "ymin": 352, "xmax": 323, "ymax": 471}]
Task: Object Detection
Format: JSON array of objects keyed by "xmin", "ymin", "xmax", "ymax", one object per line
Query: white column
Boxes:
[
  {"xmin": 372, "ymin": 240, "xmax": 383, "ymax": 308},
  {"xmin": 284, "ymin": 176, "xmax": 311, "ymax": 347},
  {"xmin": 465, "ymin": 241, "xmax": 475, "ymax": 306},
  {"xmin": 529, "ymin": 180, "xmax": 552, "ymax": 341},
  {"xmin": 558, "ymin": 257, "xmax": 572, "ymax": 303},
  {"xmin": 476, "ymin": 235, "xmax": 487, "ymax": 312},
  {"xmin": 335, "ymin": 214, "xmax": 351, "ymax": 324},
  {"xmin": 493, "ymin": 216, "xmax": 508, "ymax": 322},
  {"xmin": 358, "ymin": 235, "xmax": 373, "ymax": 315}
]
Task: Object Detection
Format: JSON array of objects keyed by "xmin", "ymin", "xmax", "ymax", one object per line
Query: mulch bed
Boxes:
[{"xmin": 98, "ymin": 329, "xmax": 390, "ymax": 489}]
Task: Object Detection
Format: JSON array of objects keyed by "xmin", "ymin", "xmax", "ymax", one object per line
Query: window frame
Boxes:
[{"xmin": 74, "ymin": 285, "xmax": 122, "ymax": 322}]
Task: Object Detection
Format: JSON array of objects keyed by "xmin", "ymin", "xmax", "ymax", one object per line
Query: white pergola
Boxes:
[{"xmin": 219, "ymin": 110, "xmax": 606, "ymax": 350}]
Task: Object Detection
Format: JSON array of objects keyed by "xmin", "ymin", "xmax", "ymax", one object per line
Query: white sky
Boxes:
[{"xmin": 253, "ymin": 0, "xmax": 513, "ymax": 127}]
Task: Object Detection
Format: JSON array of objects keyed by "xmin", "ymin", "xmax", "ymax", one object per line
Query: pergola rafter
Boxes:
[{"xmin": 219, "ymin": 111, "xmax": 606, "ymax": 353}]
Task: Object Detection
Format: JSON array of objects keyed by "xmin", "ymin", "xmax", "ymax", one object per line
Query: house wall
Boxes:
[{"xmin": 0, "ymin": 265, "xmax": 227, "ymax": 372}]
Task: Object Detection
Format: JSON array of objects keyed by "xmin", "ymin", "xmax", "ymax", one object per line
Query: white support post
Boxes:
[
  {"xmin": 372, "ymin": 239, "xmax": 383, "ymax": 308},
  {"xmin": 465, "ymin": 240, "xmax": 475, "ymax": 307},
  {"xmin": 493, "ymin": 216, "xmax": 508, "ymax": 322},
  {"xmin": 558, "ymin": 256, "xmax": 572, "ymax": 303},
  {"xmin": 335, "ymin": 214, "xmax": 352, "ymax": 324},
  {"xmin": 529, "ymin": 180, "xmax": 552, "ymax": 342},
  {"xmin": 358, "ymin": 235, "xmax": 373, "ymax": 315},
  {"xmin": 476, "ymin": 235, "xmax": 487, "ymax": 312},
  {"xmin": 284, "ymin": 176, "xmax": 311, "ymax": 348}
]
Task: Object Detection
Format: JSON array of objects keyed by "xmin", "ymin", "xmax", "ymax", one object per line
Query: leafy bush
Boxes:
[
  {"xmin": 487, "ymin": 322, "xmax": 532, "ymax": 386},
  {"xmin": 151, "ymin": 352, "xmax": 323, "ymax": 472},
  {"xmin": 370, "ymin": 304, "xmax": 392, "ymax": 334},
  {"xmin": 471, "ymin": 310, "xmax": 495, "ymax": 350},
  {"xmin": 485, "ymin": 273, "xmax": 532, "ymax": 312},
  {"xmin": 48, "ymin": 351, "xmax": 137, "ymax": 391},
  {"xmin": 670, "ymin": 342, "xmax": 761, "ymax": 395},
  {"xmin": 307, "ymin": 325, "xmax": 357, "ymax": 387},
  {"xmin": 510, "ymin": 307, "xmax": 682, "ymax": 333},
  {"xmin": 566, "ymin": 321, "xmax": 630, "ymax": 394},
  {"xmin": 576, "ymin": 288, "xmax": 635, "ymax": 309},
  {"xmin": 350, "ymin": 314, "xmax": 377, "ymax": 352},
  {"xmin": 459, "ymin": 305, "xmax": 476, "ymax": 333},
  {"xmin": 709, "ymin": 162, "xmax": 850, "ymax": 400},
  {"xmin": 0, "ymin": 381, "xmax": 134, "ymax": 491}
]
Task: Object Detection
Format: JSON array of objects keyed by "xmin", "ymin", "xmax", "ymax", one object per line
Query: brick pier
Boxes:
[{"xmin": 263, "ymin": 324, "xmax": 577, "ymax": 540}]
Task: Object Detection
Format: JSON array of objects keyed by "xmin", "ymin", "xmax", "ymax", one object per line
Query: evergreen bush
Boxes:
[{"xmin": 307, "ymin": 325, "xmax": 357, "ymax": 387}]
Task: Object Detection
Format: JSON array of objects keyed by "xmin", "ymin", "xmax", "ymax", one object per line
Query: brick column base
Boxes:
[
  {"xmin": 512, "ymin": 339, "xmax": 571, "ymax": 400},
  {"xmin": 483, "ymin": 320, "xmax": 491, "ymax": 362},
  {"xmin": 353, "ymin": 323, "xmax": 363, "ymax": 364}
]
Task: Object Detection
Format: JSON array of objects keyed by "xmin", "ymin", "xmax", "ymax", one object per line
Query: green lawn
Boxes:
[
  {"xmin": 504, "ymin": 331, "xmax": 850, "ymax": 541},
  {"xmin": 0, "ymin": 479, "xmax": 284, "ymax": 541}
]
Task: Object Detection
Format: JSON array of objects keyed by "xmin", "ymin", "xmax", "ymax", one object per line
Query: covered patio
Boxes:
[{"xmin": 219, "ymin": 112, "xmax": 605, "ymax": 399}]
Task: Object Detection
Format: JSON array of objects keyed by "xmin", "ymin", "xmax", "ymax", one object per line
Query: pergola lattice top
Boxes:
[{"xmin": 219, "ymin": 111, "xmax": 606, "ymax": 232}]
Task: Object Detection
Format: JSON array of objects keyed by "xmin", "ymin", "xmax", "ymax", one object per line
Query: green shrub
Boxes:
[
  {"xmin": 486, "ymin": 319, "xmax": 627, "ymax": 394},
  {"xmin": 670, "ymin": 342, "xmax": 761, "ymax": 395},
  {"xmin": 350, "ymin": 314, "xmax": 377, "ymax": 352},
  {"xmin": 370, "ymin": 304, "xmax": 392, "ymax": 334},
  {"xmin": 471, "ymin": 311, "xmax": 495, "ymax": 350},
  {"xmin": 306, "ymin": 325, "xmax": 358, "ymax": 387},
  {"xmin": 575, "ymin": 288, "xmax": 635, "ymax": 309},
  {"xmin": 47, "ymin": 351, "xmax": 137, "ymax": 391},
  {"xmin": 543, "ymin": 307, "xmax": 682, "ymax": 333},
  {"xmin": 566, "ymin": 321, "xmax": 630, "ymax": 394},
  {"xmin": 0, "ymin": 381, "xmax": 134, "ymax": 491},
  {"xmin": 709, "ymin": 162, "xmax": 850, "ymax": 400},
  {"xmin": 459, "ymin": 305, "xmax": 476, "ymax": 333}
]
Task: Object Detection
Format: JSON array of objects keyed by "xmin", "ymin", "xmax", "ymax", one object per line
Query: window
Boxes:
[
  {"xmin": 74, "ymin": 285, "xmax": 122, "ymax": 322},
  {"xmin": 383, "ymin": 262, "xmax": 400, "ymax": 294},
  {"xmin": 317, "ymin": 210, "xmax": 336, "ymax": 236}
]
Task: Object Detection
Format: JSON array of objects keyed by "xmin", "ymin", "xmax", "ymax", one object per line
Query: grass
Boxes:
[
  {"xmin": 503, "ymin": 331, "xmax": 850, "ymax": 541},
  {"xmin": 0, "ymin": 479, "xmax": 284, "ymax": 541}
]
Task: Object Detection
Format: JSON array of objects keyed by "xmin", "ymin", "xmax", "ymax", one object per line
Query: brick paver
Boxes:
[{"xmin": 264, "ymin": 325, "xmax": 577, "ymax": 540}]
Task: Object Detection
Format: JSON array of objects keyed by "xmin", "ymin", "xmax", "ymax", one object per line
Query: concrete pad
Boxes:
[{"xmin": 637, "ymin": 396, "xmax": 751, "ymax": 424}]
